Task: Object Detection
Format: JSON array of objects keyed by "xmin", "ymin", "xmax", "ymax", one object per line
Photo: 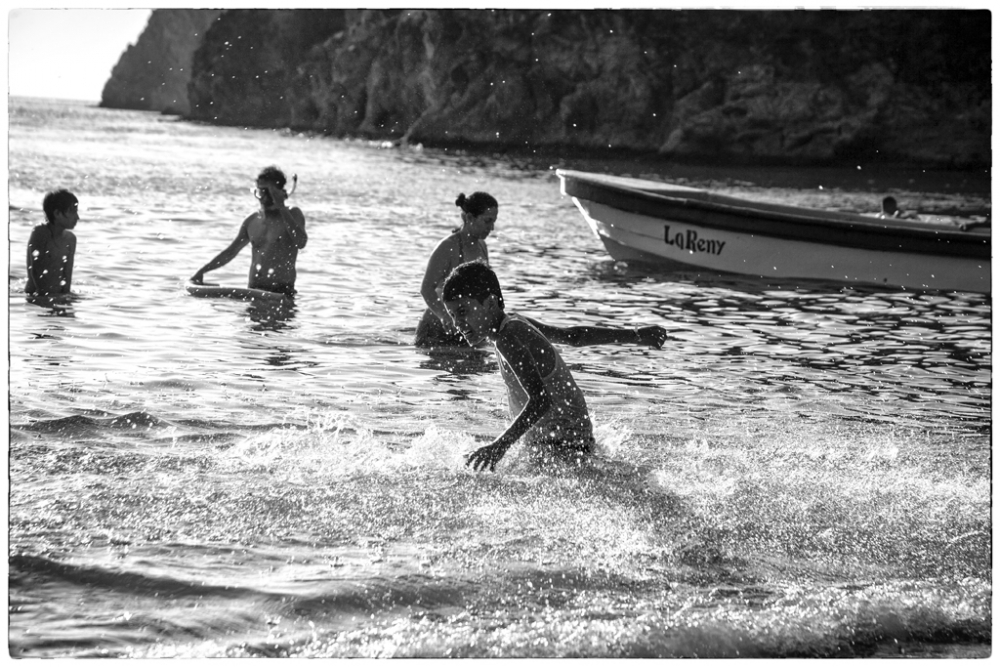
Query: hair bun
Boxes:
[{"xmin": 455, "ymin": 193, "xmax": 467, "ymax": 209}]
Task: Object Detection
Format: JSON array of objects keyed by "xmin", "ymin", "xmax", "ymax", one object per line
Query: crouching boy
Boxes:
[{"xmin": 441, "ymin": 260, "xmax": 667, "ymax": 472}]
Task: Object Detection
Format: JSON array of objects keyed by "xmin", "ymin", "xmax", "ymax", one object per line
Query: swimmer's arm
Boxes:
[
  {"xmin": 278, "ymin": 206, "xmax": 308, "ymax": 249},
  {"xmin": 25, "ymin": 227, "xmax": 46, "ymax": 292},
  {"xmin": 466, "ymin": 334, "xmax": 552, "ymax": 472},
  {"xmin": 522, "ymin": 316, "xmax": 668, "ymax": 349},
  {"xmin": 191, "ymin": 218, "xmax": 251, "ymax": 283},
  {"xmin": 420, "ymin": 238, "xmax": 457, "ymax": 324},
  {"xmin": 266, "ymin": 184, "xmax": 307, "ymax": 249},
  {"xmin": 62, "ymin": 233, "xmax": 76, "ymax": 293}
]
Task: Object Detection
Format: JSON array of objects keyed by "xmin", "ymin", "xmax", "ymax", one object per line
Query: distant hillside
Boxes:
[
  {"xmin": 103, "ymin": 9, "xmax": 991, "ymax": 168},
  {"xmin": 100, "ymin": 9, "xmax": 222, "ymax": 115}
]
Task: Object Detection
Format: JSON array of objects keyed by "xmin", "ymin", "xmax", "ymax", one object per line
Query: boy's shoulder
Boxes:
[
  {"xmin": 497, "ymin": 313, "xmax": 552, "ymax": 348},
  {"xmin": 28, "ymin": 223, "xmax": 52, "ymax": 240},
  {"xmin": 494, "ymin": 313, "xmax": 559, "ymax": 378},
  {"xmin": 30, "ymin": 225, "xmax": 77, "ymax": 242}
]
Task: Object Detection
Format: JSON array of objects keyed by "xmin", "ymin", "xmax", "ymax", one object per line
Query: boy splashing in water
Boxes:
[{"xmin": 441, "ymin": 260, "xmax": 667, "ymax": 472}]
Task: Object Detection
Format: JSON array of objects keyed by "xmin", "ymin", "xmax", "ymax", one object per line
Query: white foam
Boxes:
[{"xmin": 217, "ymin": 417, "xmax": 475, "ymax": 479}]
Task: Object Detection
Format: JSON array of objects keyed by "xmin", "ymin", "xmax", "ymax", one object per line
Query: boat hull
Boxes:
[{"xmin": 559, "ymin": 170, "xmax": 990, "ymax": 293}]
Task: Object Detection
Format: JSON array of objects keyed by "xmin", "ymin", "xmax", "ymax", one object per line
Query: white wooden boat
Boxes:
[{"xmin": 557, "ymin": 170, "xmax": 991, "ymax": 293}]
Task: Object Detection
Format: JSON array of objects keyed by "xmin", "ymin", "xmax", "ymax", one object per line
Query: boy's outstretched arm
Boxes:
[
  {"xmin": 466, "ymin": 335, "xmax": 552, "ymax": 472},
  {"xmin": 522, "ymin": 316, "xmax": 667, "ymax": 349},
  {"xmin": 190, "ymin": 220, "xmax": 250, "ymax": 283}
]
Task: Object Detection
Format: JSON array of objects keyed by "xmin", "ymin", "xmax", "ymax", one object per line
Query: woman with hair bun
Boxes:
[{"xmin": 415, "ymin": 191, "xmax": 498, "ymax": 347}]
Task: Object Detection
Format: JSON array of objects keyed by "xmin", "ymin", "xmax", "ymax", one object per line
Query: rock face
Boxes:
[
  {"xmin": 187, "ymin": 9, "xmax": 350, "ymax": 126},
  {"xmin": 112, "ymin": 9, "xmax": 992, "ymax": 167},
  {"xmin": 100, "ymin": 9, "xmax": 222, "ymax": 115}
]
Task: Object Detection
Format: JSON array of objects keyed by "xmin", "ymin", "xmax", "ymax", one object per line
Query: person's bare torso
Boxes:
[
  {"xmin": 26, "ymin": 226, "xmax": 75, "ymax": 294},
  {"xmin": 245, "ymin": 210, "xmax": 299, "ymax": 290}
]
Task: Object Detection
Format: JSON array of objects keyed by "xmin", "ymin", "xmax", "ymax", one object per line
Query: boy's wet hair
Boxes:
[
  {"xmin": 455, "ymin": 191, "xmax": 498, "ymax": 217},
  {"xmin": 258, "ymin": 165, "xmax": 287, "ymax": 189},
  {"xmin": 42, "ymin": 189, "xmax": 78, "ymax": 224},
  {"xmin": 442, "ymin": 260, "xmax": 504, "ymax": 310}
]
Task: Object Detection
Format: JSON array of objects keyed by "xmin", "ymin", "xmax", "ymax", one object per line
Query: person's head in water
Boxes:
[
  {"xmin": 881, "ymin": 196, "xmax": 899, "ymax": 217},
  {"xmin": 442, "ymin": 260, "xmax": 505, "ymax": 345},
  {"xmin": 256, "ymin": 165, "xmax": 287, "ymax": 210},
  {"xmin": 43, "ymin": 189, "xmax": 79, "ymax": 228},
  {"xmin": 455, "ymin": 192, "xmax": 498, "ymax": 240}
]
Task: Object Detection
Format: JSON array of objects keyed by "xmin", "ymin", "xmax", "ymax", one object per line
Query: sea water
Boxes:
[{"xmin": 7, "ymin": 97, "xmax": 991, "ymax": 658}]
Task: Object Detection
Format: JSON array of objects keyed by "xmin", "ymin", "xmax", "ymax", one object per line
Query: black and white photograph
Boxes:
[{"xmin": 7, "ymin": 4, "xmax": 991, "ymax": 659}]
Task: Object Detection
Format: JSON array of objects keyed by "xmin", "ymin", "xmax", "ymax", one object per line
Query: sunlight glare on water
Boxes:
[{"xmin": 7, "ymin": 97, "xmax": 991, "ymax": 658}]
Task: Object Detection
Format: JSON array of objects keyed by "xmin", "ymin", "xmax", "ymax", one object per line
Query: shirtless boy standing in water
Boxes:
[
  {"xmin": 26, "ymin": 189, "xmax": 80, "ymax": 296},
  {"xmin": 441, "ymin": 261, "xmax": 667, "ymax": 472},
  {"xmin": 191, "ymin": 166, "xmax": 307, "ymax": 295}
]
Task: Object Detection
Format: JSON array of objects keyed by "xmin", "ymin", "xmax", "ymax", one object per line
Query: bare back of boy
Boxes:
[
  {"xmin": 496, "ymin": 314, "xmax": 594, "ymax": 451},
  {"xmin": 465, "ymin": 313, "xmax": 594, "ymax": 471},
  {"xmin": 442, "ymin": 260, "xmax": 668, "ymax": 473},
  {"xmin": 26, "ymin": 225, "xmax": 76, "ymax": 295}
]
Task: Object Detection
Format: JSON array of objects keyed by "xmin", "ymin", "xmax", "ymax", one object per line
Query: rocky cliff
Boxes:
[
  {"xmin": 186, "ymin": 9, "xmax": 350, "ymax": 126},
  {"xmin": 100, "ymin": 9, "xmax": 222, "ymax": 115},
  {"xmin": 110, "ymin": 9, "xmax": 991, "ymax": 168}
]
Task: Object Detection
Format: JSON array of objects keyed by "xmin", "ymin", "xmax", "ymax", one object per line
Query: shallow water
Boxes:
[{"xmin": 7, "ymin": 97, "xmax": 992, "ymax": 657}]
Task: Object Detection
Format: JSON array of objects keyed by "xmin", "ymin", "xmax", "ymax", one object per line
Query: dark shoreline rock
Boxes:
[
  {"xmin": 102, "ymin": 9, "xmax": 991, "ymax": 170},
  {"xmin": 100, "ymin": 9, "xmax": 222, "ymax": 116}
]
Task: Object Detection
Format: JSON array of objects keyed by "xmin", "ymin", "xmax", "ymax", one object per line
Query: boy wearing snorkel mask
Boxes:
[{"xmin": 191, "ymin": 165, "xmax": 307, "ymax": 295}]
